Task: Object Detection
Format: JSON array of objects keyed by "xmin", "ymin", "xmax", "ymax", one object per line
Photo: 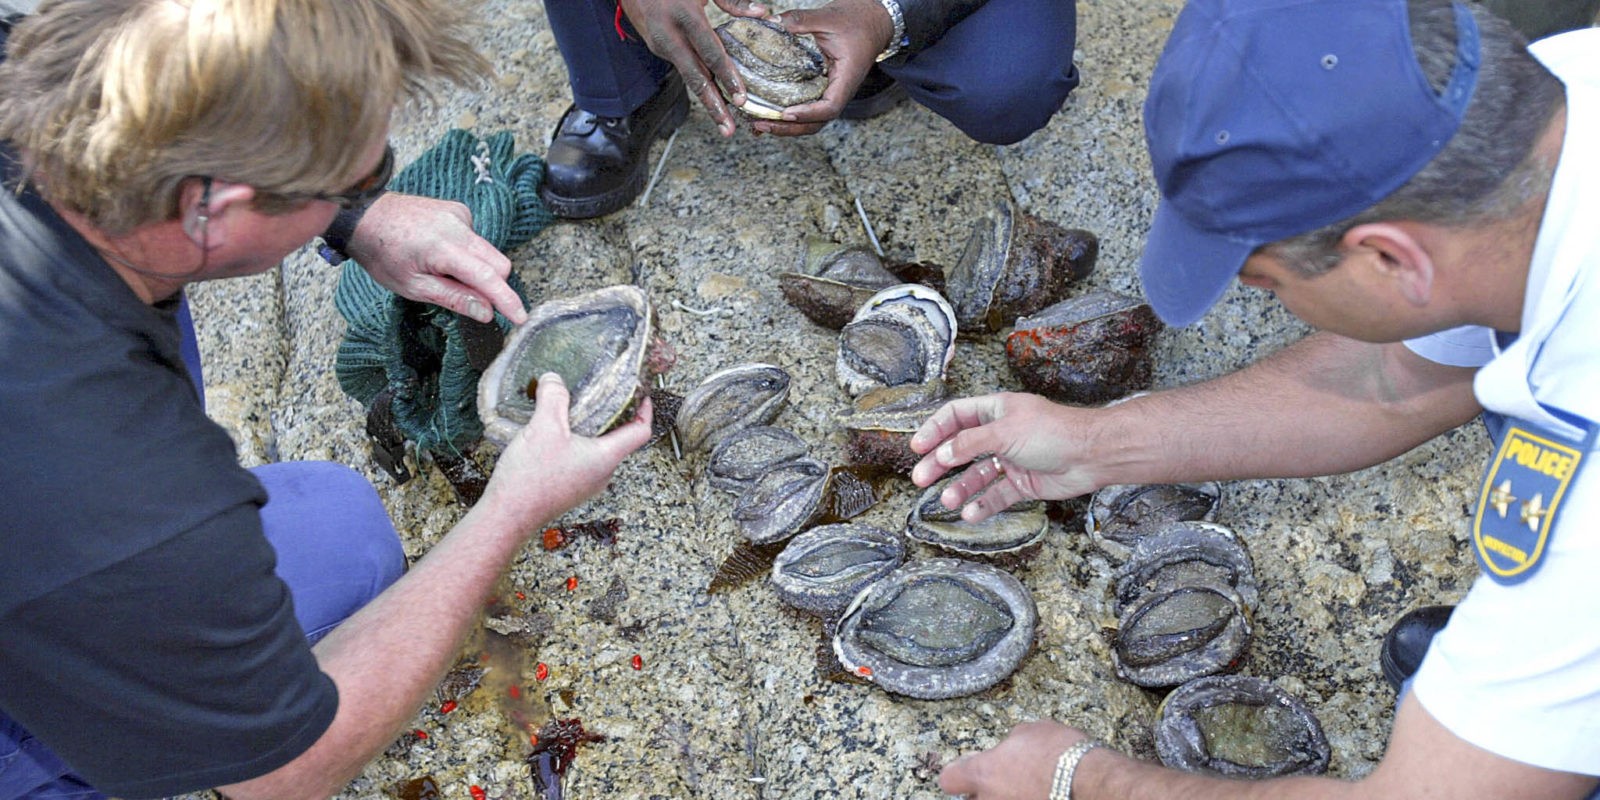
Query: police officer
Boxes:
[
  {"xmin": 909, "ymin": 0, "xmax": 1600, "ymax": 798},
  {"xmin": 536, "ymin": 0, "xmax": 1080, "ymax": 219}
]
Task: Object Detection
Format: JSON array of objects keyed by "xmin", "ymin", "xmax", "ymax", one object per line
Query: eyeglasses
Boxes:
[{"xmin": 276, "ymin": 143, "xmax": 395, "ymax": 209}]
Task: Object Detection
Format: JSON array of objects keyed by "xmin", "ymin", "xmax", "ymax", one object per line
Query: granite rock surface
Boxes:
[{"xmin": 188, "ymin": 0, "xmax": 1492, "ymax": 797}]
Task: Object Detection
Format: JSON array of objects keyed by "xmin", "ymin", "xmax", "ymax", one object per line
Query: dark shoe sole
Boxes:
[
  {"xmin": 840, "ymin": 81, "xmax": 907, "ymax": 121},
  {"xmin": 541, "ymin": 90, "xmax": 689, "ymax": 220},
  {"xmin": 1379, "ymin": 604, "xmax": 1455, "ymax": 692}
]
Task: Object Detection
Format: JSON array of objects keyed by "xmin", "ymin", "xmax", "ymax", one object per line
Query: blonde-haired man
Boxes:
[{"xmin": 0, "ymin": 2, "xmax": 651, "ymax": 798}]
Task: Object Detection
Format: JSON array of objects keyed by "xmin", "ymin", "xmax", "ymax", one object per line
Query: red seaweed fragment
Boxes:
[{"xmin": 526, "ymin": 718, "xmax": 607, "ymax": 800}]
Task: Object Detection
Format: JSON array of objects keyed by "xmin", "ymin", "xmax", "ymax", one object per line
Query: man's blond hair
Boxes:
[{"xmin": 0, "ymin": 0, "xmax": 489, "ymax": 233}]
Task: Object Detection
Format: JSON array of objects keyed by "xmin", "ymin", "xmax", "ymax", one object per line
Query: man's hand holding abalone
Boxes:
[
  {"xmin": 758, "ymin": 0, "xmax": 895, "ymax": 136},
  {"xmin": 618, "ymin": 0, "xmax": 769, "ymax": 137}
]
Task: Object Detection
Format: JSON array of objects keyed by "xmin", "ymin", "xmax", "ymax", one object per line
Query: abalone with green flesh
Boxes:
[
  {"xmin": 1113, "ymin": 521, "xmax": 1258, "ymax": 614},
  {"xmin": 1154, "ymin": 676, "xmax": 1330, "ymax": 778},
  {"xmin": 1113, "ymin": 584, "xmax": 1251, "ymax": 688},
  {"xmin": 1005, "ymin": 291, "xmax": 1163, "ymax": 405},
  {"xmin": 1087, "ymin": 482, "xmax": 1222, "ymax": 562},
  {"xmin": 780, "ymin": 239, "xmax": 899, "ymax": 330},
  {"xmin": 716, "ymin": 17, "xmax": 827, "ymax": 119},
  {"xmin": 833, "ymin": 559, "xmax": 1036, "ymax": 699},
  {"xmin": 733, "ymin": 459, "xmax": 881, "ymax": 545},
  {"xmin": 907, "ymin": 474, "xmax": 1049, "ymax": 555},
  {"xmin": 675, "ymin": 363, "xmax": 790, "ymax": 452},
  {"xmin": 771, "ymin": 523, "xmax": 906, "ymax": 616},
  {"xmin": 478, "ymin": 284, "xmax": 652, "ymax": 444},
  {"xmin": 945, "ymin": 200, "xmax": 1098, "ymax": 333},
  {"xmin": 707, "ymin": 425, "xmax": 808, "ymax": 495},
  {"xmin": 837, "ymin": 284, "xmax": 957, "ymax": 399}
]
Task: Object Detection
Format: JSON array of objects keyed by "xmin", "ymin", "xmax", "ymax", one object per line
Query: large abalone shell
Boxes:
[
  {"xmin": 1113, "ymin": 521, "xmax": 1258, "ymax": 614},
  {"xmin": 716, "ymin": 17, "xmax": 827, "ymax": 119},
  {"xmin": 836, "ymin": 391, "xmax": 944, "ymax": 475},
  {"xmin": 770, "ymin": 523, "xmax": 906, "ymax": 616},
  {"xmin": 707, "ymin": 425, "xmax": 808, "ymax": 495},
  {"xmin": 675, "ymin": 363, "xmax": 790, "ymax": 452},
  {"xmin": 1154, "ymin": 676, "xmax": 1331, "ymax": 778},
  {"xmin": 833, "ymin": 559, "xmax": 1036, "ymax": 699},
  {"xmin": 779, "ymin": 240, "xmax": 900, "ymax": 330},
  {"xmin": 732, "ymin": 459, "xmax": 882, "ymax": 545},
  {"xmin": 836, "ymin": 284, "xmax": 957, "ymax": 399},
  {"xmin": 1086, "ymin": 482, "xmax": 1222, "ymax": 562},
  {"xmin": 1113, "ymin": 584, "xmax": 1251, "ymax": 688},
  {"xmin": 1005, "ymin": 290, "xmax": 1162, "ymax": 405},
  {"xmin": 478, "ymin": 284, "xmax": 652, "ymax": 444},
  {"xmin": 906, "ymin": 475, "xmax": 1050, "ymax": 555},
  {"xmin": 944, "ymin": 201, "xmax": 1098, "ymax": 334}
]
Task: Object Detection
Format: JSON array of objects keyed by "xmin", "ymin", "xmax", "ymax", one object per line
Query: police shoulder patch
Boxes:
[{"xmin": 1473, "ymin": 417, "xmax": 1592, "ymax": 585}]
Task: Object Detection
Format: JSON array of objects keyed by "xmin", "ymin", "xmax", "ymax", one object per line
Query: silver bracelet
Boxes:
[
  {"xmin": 872, "ymin": 0, "xmax": 907, "ymax": 62},
  {"xmin": 1048, "ymin": 739, "xmax": 1104, "ymax": 800}
]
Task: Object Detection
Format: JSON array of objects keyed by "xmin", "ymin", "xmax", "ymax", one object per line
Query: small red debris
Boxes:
[
  {"xmin": 414, "ymin": 729, "xmax": 428, "ymax": 739},
  {"xmin": 515, "ymin": 591, "xmax": 526, "ymax": 600},
  {"xmin": 856, "ymin": 666, "xmax": 873, "ymax": 677},
  {"xmin": 530, "ymin": 733, "xmax": 540, "ymax": 747},
  {"xmin": 565, "ymin": 576, "xmax": 578, "ymax": 591},
  {"xmin": 542, "ymin": 528, "xmax": 567, "ymax": 551},
  {"xmin": 469, "ymin": 785, "xmax": 487, "ymax": 800},
  {"xmin": 509, "ymin": 685, "xmax": 521, "ymax": 699},
  {"xmin": 439, "ymin": 700, "xmax": 458, "ymax": 714},
  {"xmin": 631, "ymin": 654, "xmax": 643, "ymax": 671},
  {"xmin": 535, "ymin": 663, "xmax": 550, "ymax": 681}
]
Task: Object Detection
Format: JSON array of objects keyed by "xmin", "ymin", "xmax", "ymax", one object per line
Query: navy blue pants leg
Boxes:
[
  {"xmin": 878, "ymin": 0, "xmax": 1079, "ymax": 145},
  {"xmin": 544, "ymin": 0, "xmax": 1078, "ymax": 143},
  {"xmin": 546, "ymin": 0, "xmax": 675, "ymax": 117}
]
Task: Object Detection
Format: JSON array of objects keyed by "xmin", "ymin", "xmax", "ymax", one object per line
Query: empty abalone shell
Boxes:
[
  {"xmin": 716, "ymin": 17, "xmax": 827, "ymax": 119},
  {"xmin": 836, "ymin": 284, "xmax": 957, "ymax": 399},
  {"xmin": 478, "ymin": 284, "xmax": 652, "ymax": 444},
  {"xmin": 944, "ymin": 201, "xmax": 1098, "ymax": 334},
  {"xmin": 1005, "ymin": 291, "xmax": 1162, "ymax": 405},
  {"xmin": 1154, "ymin": 676, "xmax": 1330, "ymax": 778},
  {"xmin": 1087, "ymin": 482, "xmax": 1222, "ymax": 562},
  {"xmin": 771, "ymin": 523, "xmax": 906, "ymax": 616},
  {"xmin": 707, "ymin": 425, "xmax": 808, "ymax": 495},
  {"xmin": 732, "ymin": 459, "xmax": 881, "ymax": 545},
  {"xmin": 1113, "ymin": 521, "xmax": 1258, "ymax": 614},
  {"xmin": 1113, "ymin": 584, "xmax": 1251, "ymax": 688},
  {"xmin": 675, "ymin": 363, "xmax": 790, "ymax": 452},
  {"xmin": 833, "ymin": 558, "xmax": 1036, "ymax": 699},
  {"xmin": 780, "ymin": 240, "xmax": 900, "ymax": 330},
  {"xmin": 906, "ymin": 475, "xmax": 1050, "ymax": 555}
]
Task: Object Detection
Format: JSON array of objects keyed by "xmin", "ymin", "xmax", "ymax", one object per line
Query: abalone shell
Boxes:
[
  {"xmin": 770, "ymin": 523, "xmax": 906, "ymax": 616},
  {"xmin": 1154, "ymin": 675, "xmax": 1331, "ymax": 778},
  {"xmin": 944, "ymin": 201, "xmax": 1098, "ymax": 333},
  {"xmin": 675, "ymin": 363, "xmax": 790, "ymax": 452},
  {"xmin": 1005, "ymin": 290, "xmax": 1162, "ymax": 405}
]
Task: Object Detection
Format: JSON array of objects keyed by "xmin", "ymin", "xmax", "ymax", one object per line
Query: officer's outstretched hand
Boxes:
[
  {"xmin": 939, "ymin": 721, "xmax": 1098, "ymax": 800},
  {"xmin": 755, "ymin": 0, "xmax": 895, "ymax": 136},
  {"xmin": 619, "ymin": 0, "xmax": 769, "ymax": 137},
  {"xmin": 909, "ymin": 392, "xmax": 1097, "ymax": 521},
  {"xmin": 348, "ymin": 193, "xmax": 527, "ymax": 325},
  {"xmin": 481, "ymin": 373, "xmax": 653, "ymax": 530}
]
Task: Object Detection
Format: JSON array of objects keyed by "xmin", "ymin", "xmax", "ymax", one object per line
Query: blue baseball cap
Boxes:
[{"xmin": 1138, "ymin": 0, "xmax": 1481, "ymax": 326}]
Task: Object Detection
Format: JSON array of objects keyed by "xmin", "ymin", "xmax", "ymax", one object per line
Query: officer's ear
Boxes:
[{"xmin": 1341, "ymin": 222, "xmax": 1434, "ymax": 307}]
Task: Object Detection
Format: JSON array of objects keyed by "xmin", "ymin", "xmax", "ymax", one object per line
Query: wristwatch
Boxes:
[
  {"xmin": 317, "ymin": 191, "xmax": 386, "ymax": 265},
  {"xmin": 873, "ymin": 0, "xmax": 908, "ymax": 62}
]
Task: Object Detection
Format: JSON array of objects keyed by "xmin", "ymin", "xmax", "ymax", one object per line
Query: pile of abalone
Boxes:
[{"xmin": 1086, "ymin": 481, "xmax": 1330, "ymax": 777}]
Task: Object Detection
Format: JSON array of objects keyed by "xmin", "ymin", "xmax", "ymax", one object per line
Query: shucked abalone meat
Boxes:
[
  {"xmin": 833, "ymin": 558, "xmax": 1036, "ymax": 699},
  {"xmin": 477, "ymin": 284, "xmax": 654, "ymax": 444},
  {"xmin": 707, "ymin": 425, "xmax": 808, "ymax": 495},
  {"xmin": 770, "ymin": 523, "xmax": 906, "ymax": 617},
  {"xmin": 716, "ymin": 17, "xmax": 828, "ymax": 120}
]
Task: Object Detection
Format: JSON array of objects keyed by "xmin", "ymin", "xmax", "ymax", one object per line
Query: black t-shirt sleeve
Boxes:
[{"xmin": 0, "ymin": 504, "xmax": 338, "ymax": 799}]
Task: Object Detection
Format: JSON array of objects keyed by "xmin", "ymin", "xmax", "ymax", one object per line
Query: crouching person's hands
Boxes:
[{"xmin": 480, "ymin": 372, "xmax": 653, "ymax": 529}]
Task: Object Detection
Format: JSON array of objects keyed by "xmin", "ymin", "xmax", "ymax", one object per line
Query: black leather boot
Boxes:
[
  {"xmin": 541, "ymin": 72, "xmax": 689, "ymax": 220},
  {"xmin": 1379, "ymin": 604, "xmax": 1455, "ymax": 692}
]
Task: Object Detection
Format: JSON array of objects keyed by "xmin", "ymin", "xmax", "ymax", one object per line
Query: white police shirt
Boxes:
[{"xmin": 1402, "ymin": 28, "xmax": 1600, "ymax": 775}]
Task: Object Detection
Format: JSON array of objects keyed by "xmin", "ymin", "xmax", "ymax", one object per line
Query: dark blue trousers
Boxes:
[
  {"xmin": 0, "ymin": 298, "xmax": 405, "ymax": 800},
  {"xmin": 548, "ymin": 0, "xmax": 1080, "ymax": 145}
]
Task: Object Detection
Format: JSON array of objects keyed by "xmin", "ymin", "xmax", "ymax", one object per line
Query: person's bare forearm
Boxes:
[
  {"xmin": 218, "ymin": 495, "xmax": 549, "ymax": 800},
  {"xmin": 1083, "ymin": 331, "xmax": 1481, "ymax": 488}
]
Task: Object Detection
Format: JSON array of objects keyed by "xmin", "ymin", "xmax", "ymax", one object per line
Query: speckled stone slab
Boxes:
[{"xmin": 186, "ymin": 0, "xmax": 1492, "ymax": 797}]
